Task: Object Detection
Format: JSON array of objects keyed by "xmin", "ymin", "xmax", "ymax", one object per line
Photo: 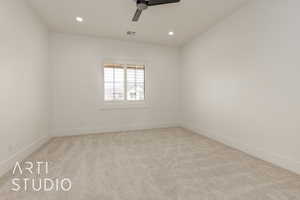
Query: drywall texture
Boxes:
[
  {"xmin": 50, "ymin": 33, "xmax": 180, "ymax": 136},
  {"xmin": 0, "ymin": 0, "xmax": 49, "ymax": 176},
  {"xmin": 181, "ymin": 0, "xmax": 300, "ymax": 174}
]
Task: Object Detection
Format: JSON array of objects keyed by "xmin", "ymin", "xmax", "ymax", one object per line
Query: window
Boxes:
[{"xmin": 104, "ymin": 63, "xmax": 145, "ymax": 102}]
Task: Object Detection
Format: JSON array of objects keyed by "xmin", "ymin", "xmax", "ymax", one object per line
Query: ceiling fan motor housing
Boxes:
[
  {"xmin": 132, "ymin": 0, "xmax": 181, "ymax": 22},
  {"xmin": 137, "ymin": 0, "xmax": 148, "ymax": 10}
]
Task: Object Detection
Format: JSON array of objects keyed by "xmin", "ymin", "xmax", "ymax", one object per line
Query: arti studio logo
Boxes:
[{"xmin": 11, "ymin": 161, "xmax": 72, "ymax": 192}]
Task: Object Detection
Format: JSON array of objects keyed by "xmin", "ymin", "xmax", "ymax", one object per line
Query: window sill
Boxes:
[{"xmin": 99, "ymin": 101, "xmax": 149, "ymax": 110}]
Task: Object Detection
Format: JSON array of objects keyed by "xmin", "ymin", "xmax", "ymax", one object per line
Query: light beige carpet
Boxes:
[{"xmin": 0, "ymin": 128, "xmax": 300, "ymax": 199}]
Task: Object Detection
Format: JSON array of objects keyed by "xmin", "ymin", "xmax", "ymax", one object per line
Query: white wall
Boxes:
[
  {"xmin": 50, "ymin": 33, "xmax": 180, "ymax": 136},
  {"xmin": 181, "ymin": 0, "xmax": 300, "ymax": 174},
  {"xmin": 0, "ymin": 0, "xmax": 49, "ymax": 176}
]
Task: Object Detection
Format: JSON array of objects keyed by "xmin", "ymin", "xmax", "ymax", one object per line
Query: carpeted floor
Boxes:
[{"xmin": 0, "ymin": 128, "xmax": 300, "ymax": 199}]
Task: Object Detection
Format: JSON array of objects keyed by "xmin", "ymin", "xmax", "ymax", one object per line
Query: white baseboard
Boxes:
[
  {"xmin": 0, "ymin": 136, "xmax": 50, "ymax": 177},
  {"xmin": 181, "ymin": 123, "xmax": 300, "ymax": 175},
  {"xmin": 51, "ymin": 122, "xmax": 179, "ymax": 137}
]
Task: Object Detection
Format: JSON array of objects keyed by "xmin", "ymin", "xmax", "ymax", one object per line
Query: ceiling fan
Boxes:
[{"xmin": 132, "ymin": 0, "xmax": 181, "ymax": 22}]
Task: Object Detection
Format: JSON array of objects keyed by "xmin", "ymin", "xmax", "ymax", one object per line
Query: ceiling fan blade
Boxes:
[
  {"xmin": 132, "ymin": 9, "xmax": 143, "ymax": 22},
  {"xmin": 147, "ymin": 0, "xmax": 180, "ymax": 6}
]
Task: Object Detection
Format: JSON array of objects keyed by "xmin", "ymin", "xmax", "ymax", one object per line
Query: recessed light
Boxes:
[
  {"xmin": 76, "ymin": 17, "xmax": 83, "ymax": 22},
  {"xmin": 168, "ymin": 31, "xmax": 174, "ymax": 36}
]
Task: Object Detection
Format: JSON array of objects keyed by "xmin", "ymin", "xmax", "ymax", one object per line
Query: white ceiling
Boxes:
[{"xmin": 27, "ymin": 0, "xmax": 249, "ymax": 47}]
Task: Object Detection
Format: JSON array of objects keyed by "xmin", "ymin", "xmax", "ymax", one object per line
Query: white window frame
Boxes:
[{"xmin": 100, "ymin": 59, "xmax": 148, "ymax": 110}]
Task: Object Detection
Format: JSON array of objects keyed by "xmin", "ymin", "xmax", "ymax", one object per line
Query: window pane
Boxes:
[
  {"xmin": 104, "ymin": 65, "xmax": 125, "ymax": 101},
  {"xmin": 114, "ymin": 68, "xmax": 124, "ymax": 82},
  {"xmin": 104, "ymin": 83, "xmax": 114, "ymax": 101},
  {"xmin": 126, "ymin": 65, "xmax": 145, "ymax": 101},
  {"xmin": 104, "ymin": 68, "xmax": 114, "ymax": 82},
  {"xmin": 114, "ymin": 82, "xmax": 124, "ymax": 100},
  {"xmin": 127, "ymin": 82, "xmax": 136, "ymax": 101}
]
